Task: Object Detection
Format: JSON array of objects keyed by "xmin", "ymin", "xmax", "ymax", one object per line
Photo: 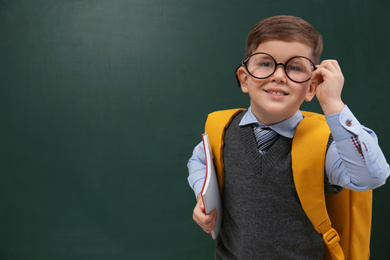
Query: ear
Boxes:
[
  {"xmin": 236, "ymin": 66, "xmax": 249, "ymax": 93},
  {"xmin": 304, "ymin": 80, "xmax": 317, "ymax": 102}
]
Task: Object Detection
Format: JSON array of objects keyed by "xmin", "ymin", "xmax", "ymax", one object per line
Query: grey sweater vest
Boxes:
[{"xmin": 215, "ymin": 112, "xmax": 324, "ymax": 260}]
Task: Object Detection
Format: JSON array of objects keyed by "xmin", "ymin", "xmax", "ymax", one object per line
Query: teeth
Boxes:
[{"xmin": 267, "ymin": 91, "xmax": 286, "ymax": 96}]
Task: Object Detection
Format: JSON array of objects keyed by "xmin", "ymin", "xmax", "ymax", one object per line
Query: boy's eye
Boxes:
[
  {"xmin": 286, "ymin": 64, "xmax": 302, "ymax": 72},
  {"xmin": 259, "ymin": 61, "xmax": 274, "ymax": 68},
  {"xmin": 253, "ymin": 58, "xmax": 274, "ymax": 68}
]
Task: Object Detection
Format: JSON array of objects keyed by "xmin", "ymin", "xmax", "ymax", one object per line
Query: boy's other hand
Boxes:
[
  {"xmin": 193, "ymin": 193, "xmax": 218, "ymax": 234},
  {"xmin": 311, "ymin": 59, "xmax": 345, "ymax": 115}
]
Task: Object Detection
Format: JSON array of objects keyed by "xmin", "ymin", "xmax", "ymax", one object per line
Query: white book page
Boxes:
[{"xmin": 201, "ymin": 133, "xmax": 222, "ymax": 239}]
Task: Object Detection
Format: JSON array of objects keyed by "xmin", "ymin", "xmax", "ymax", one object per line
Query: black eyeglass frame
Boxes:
[{"xmin": 234, "ymin": 52, "xmax": 317, "ymax": 88}]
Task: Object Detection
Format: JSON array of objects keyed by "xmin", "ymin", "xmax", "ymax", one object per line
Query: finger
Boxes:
[
  {"xmin": 208, "ymin": 209, "xmax": 218, "ymax": 221},
  {"xmin": 317, "ymin": 60, "xmax": 342, "ymax": 73},
  {"xmin": 200, "ymin": 211, "xmax": 218, "ymax": 233},
  {"xmin": 194, "ymin": 207, "xmax": 217, "ymax": 225},
  {"xmin": 311, "ymin": 69, "xmax": 324, "ymax": 85},
  {"xmin": 193, "ymin": 207, "xmax": 218, "ymax": 233},
  {"xmin": 197, "ymin": 197, "xmax": 205, "ymax": 213},
  {"xmin": 314, "ymin": 64, "xmax": 341, "ymax": 82}
]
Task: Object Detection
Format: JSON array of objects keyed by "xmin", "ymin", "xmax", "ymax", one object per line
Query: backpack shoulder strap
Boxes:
[
  {"xmin": 204, "ymin": 108, "xmax": 245, "ymax": 194},
  {"xmin": 292, "ymin": 111, "xmax": 345, "ymax": 260}
]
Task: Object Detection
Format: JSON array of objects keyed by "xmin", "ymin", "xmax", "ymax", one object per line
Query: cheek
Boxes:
[
  {"xmin": 295, "ymin": 82, "xmax": 311, "ymax": 94},
  {"xmin": 247, "ymin": 77, "xmax": 267, "ymax": 88}
]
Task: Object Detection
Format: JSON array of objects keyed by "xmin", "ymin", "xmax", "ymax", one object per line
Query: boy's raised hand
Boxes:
[
  {"xmin": 311, "ymin": 59, "xmax": 345, "ymax": 115},
  {"xmin": 193, "ymin": 193, "xmax": 218, "ymax": 234}
]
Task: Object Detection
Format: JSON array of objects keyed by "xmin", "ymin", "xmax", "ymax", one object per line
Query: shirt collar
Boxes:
[{"xmin": 239, "ymin": 107, "xmax": 303, "ymax": 138}]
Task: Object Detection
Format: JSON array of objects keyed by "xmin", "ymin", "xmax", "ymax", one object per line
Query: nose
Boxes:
[{"xmin": 270, "ymin": 64, "xmax": 287, "ymax": 83}]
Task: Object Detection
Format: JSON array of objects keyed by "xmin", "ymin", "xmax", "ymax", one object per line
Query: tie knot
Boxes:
[{"xmin": 253, "ymin": 125, "xmax": 279, "ymax": 154}]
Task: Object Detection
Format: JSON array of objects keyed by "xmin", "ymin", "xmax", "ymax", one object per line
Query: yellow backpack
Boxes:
[{"xmin": 204, "ymin": 108, "xmax": 372, "ymax": 260}]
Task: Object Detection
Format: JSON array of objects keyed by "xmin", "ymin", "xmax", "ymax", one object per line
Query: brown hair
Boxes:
[{"xmin": 245, "ymin": 15, "xmax": 323, "ymax": 64}]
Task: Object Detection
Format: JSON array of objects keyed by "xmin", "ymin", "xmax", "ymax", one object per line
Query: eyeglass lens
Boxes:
[{"xmin": 245, "ymin": 53, "xmax": 315, "ymax": 83}]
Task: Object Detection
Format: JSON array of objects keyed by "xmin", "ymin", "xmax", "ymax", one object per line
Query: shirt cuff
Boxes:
[{"xmin": 325, "ymin": 105, "xmax": 361, "ymax": 141}]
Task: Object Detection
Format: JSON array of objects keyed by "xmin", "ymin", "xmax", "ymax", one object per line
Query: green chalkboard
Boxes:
[{"xmin": 1, "ymin": 0, "xmax": 389, "ymax": 259}]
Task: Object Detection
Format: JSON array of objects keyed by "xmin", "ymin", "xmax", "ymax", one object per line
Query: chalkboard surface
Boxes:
[{"xmin": 1, "ymin": 1, "xmax": 389, "ymax": 259}]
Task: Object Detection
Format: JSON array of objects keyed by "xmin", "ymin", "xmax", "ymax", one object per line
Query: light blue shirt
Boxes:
[{"xmin": 187, "ymin": 106, "xmax": 389, "ymax": 197}]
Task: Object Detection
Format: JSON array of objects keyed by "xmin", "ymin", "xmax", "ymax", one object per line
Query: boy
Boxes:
[{"xmin": 187, "ymin": 15, "xmax": 389, "ymax": 259}]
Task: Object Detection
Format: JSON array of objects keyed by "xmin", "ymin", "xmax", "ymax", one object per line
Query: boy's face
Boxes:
[{"xmin": 237, "ymin": 40, "xmax": 316, "ymax": 125}]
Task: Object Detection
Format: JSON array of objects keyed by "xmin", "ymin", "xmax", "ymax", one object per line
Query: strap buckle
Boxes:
[{"xmin": 323, "ymin": 228, "xmax": 340, "ymax": 248}]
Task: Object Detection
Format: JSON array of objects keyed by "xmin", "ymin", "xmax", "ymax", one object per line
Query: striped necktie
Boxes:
[{"xmin": 253, "ymin": 125, "xmax": 279, "ymax": 154}]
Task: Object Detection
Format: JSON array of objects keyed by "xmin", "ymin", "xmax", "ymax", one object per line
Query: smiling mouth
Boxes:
[{"xmin": 265, "ymin": 90, "xmax": 288, "ymax": 96}]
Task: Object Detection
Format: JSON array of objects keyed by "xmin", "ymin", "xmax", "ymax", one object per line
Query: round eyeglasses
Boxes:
[{"xmin": 235, "ymin": 52, "xmax": 317, "ymax": 87}]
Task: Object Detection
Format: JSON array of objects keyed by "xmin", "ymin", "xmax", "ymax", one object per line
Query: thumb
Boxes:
[{"xmin": 197, "ymin": 194, "xmax": 205, "ymax": 212}]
